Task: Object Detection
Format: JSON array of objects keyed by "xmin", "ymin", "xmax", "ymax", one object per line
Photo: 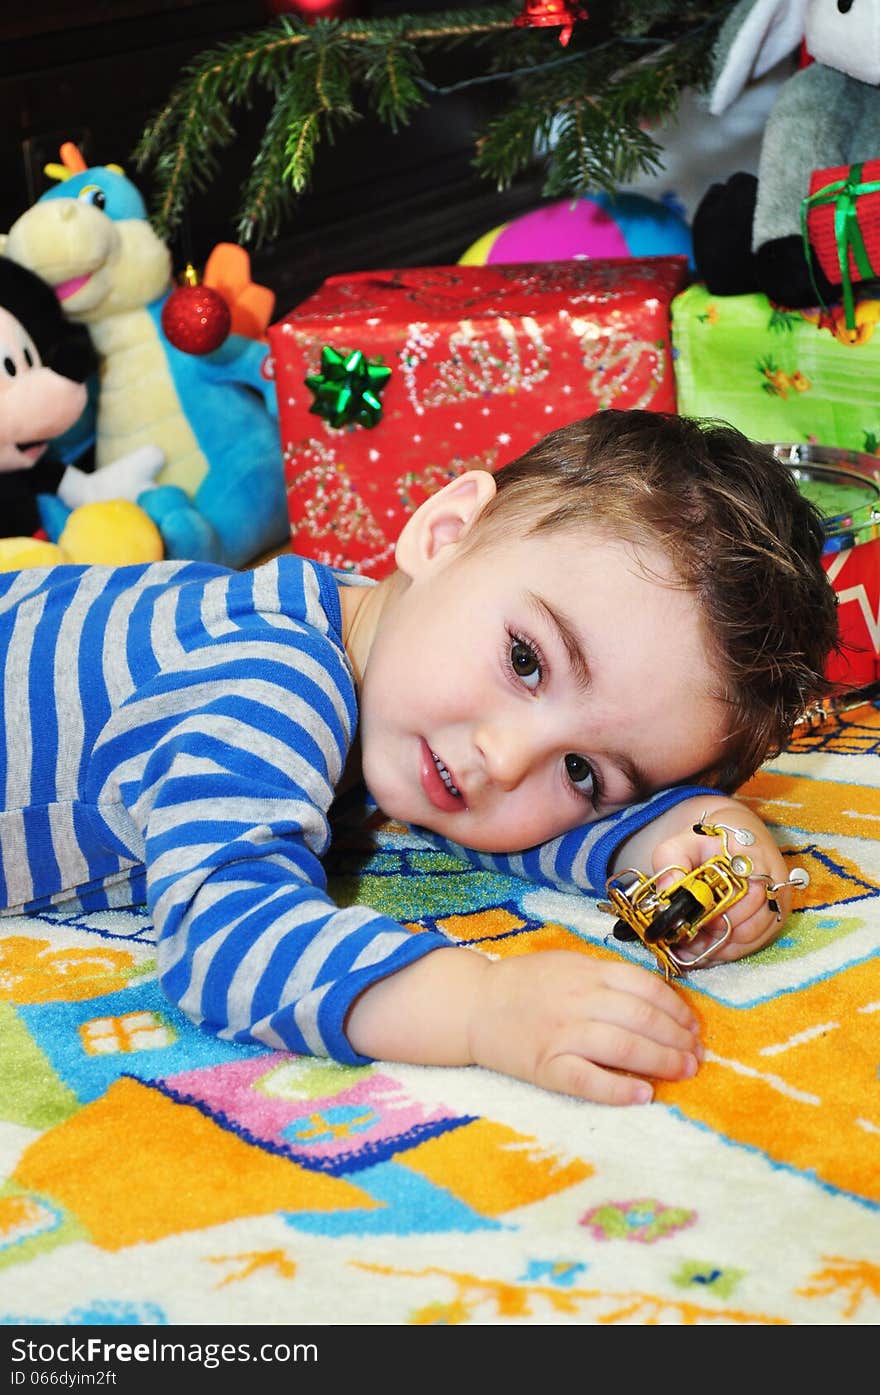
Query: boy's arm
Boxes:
[
  {"xmin": 415, "ymin": 785, "xmax": 795, "ymax": 964},
  {"xmin": 119, "ymin": 634, "xmax": 447, "ymax": 1065},
  {"xmin": 412, "ymin": 782, "xmax": 720, "ymax": 894},
  {"xmin": 141, "ymin": 723, "xmax": 702, "ymax": 1103},
  {"xmin": 149, "ymin": 804, "xmax": 448, "ymax": 1065},
  {"xmin": 345, "ymin": 942, "xmax": 702, "ymax": 1105}
]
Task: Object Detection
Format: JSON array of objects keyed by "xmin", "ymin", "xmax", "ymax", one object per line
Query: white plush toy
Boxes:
[{"xmin": 692, "ymin": 0, "xmax": 880, "ymax": 306}]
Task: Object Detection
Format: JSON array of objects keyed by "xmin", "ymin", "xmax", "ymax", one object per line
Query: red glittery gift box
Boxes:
[{"xmin": 268, "ymin": 258, "xmax": 689, "ymax": 577}]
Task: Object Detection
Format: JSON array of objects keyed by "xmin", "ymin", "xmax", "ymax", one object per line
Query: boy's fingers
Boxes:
[
  {"xmin": 684, "ymin": 899, "xmax": 781, "ymax": 962},
  {"xmin": 582, "ymin": 987, "xmax": 701, "ymax": 1053},
  {"xmin": 575, "ymin": 1021, "xmax": 700, "ymax": 1080},
  {"xmin": 541, "ymin": 1055, "xmax": 655, "ymax": 1107},
  {"xmin": 662, "ymin": 865, "xmax": 800, "ymax": 967},
  {"xmin": 541, "ymin": 1026, "xmax": 699, "ymax": 1103},
  {"xmin": 599, "ymin": 961, "xmax": 701, "ymax": 1032}
]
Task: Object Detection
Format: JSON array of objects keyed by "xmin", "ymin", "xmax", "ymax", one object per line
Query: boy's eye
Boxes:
[
  {"xmin": 564, "ymin": 752, "xmax": 596, "ymax": 796},
  {"xmin": 510, "ymin": 638, "xmax": 541, "ymax": 689}
]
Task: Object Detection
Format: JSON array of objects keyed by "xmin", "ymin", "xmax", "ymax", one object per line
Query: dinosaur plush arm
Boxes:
[{"xmin": 57, "ymin": 444, "xmax": 165, "ymax": 509}]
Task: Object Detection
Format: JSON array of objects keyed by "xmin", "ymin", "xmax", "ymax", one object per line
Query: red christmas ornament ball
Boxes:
[
  {"xmin": 161, "ymin": 282, "xmax": 231, "ymax": 355},
  {"xmin": 264, "ymin": 0, "xmax": 354, "ymax": 14}
]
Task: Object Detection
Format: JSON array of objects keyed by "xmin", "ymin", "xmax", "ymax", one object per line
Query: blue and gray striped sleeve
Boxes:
[
  {"xmin": 413, "ymin": 782, "xmax": 722, "ymax": 895},
  {"xmin": 0, "ymin": 558, "xmax": 448, "ymax": 1065},
  {"xmin": 108, "ymin": 567, "xmax": 450, "ymax": 1064}
]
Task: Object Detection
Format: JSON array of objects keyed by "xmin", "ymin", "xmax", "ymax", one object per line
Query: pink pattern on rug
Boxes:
[{"xmin": 164, "ymin": 1054, "xmax": 458, "ymax": 1161}]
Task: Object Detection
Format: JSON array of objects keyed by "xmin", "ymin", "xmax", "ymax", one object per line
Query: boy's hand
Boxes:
[
  {"xmin": 346, "ymin": 945, "xmax": 702, "ymax": 1106},
  {"xmin": 468, "ymin": 951, "xmax": 702, "ymax": 1105},
  {"xmin": 613, "ymin": 795, "xmax": 801, "ymax": 967}
]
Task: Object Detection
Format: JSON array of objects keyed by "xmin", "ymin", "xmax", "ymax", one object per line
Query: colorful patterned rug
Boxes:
[{"xmin": 1, "ymin": 698, "xmax": 879, "ymax": 1329}]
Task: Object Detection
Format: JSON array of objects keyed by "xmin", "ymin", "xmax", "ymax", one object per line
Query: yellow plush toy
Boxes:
[{"xmin": 0, "ymin": 499, "xmax": 163, "ymax": 572}]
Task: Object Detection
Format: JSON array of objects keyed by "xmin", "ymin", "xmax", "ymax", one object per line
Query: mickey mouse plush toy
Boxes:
[
  {"xmin": 0, "ymin": 256, "xmax": 98, "ymax": 534},
  {"xmin": 1, "ymin": 256, "xmax": 161, "ymax": 538}
]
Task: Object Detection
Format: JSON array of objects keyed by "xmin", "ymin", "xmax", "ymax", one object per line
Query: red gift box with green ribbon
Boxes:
[
  {"xmin": 803, "ymin": 161, "xmax": 880, "ymax": 329},
  {"xmin": 268, "ymin": 258, "xmax": 688, "ymax": 577}
]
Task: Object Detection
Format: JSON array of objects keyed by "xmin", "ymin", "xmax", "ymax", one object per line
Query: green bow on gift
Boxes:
[
  {"xmin": 801, "ymin": 162, "xmax": 880, "ymax": 333},
  {"xmin": 305, "ymin": 345, "xmax": 392, "ymax": 429}
]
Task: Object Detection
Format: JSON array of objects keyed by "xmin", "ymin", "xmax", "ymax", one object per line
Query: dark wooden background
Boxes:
[{"xmin": 1, "ymin": 0, "xmax": 545, "ymax": 317}]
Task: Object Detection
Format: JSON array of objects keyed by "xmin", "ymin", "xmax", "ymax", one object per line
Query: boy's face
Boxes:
[{"xmin": 357, "ymin": 504, "xmax": 726, "ymax": 854}]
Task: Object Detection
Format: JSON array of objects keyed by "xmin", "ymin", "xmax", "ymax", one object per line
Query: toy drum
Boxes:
[{"xmin": 772, "ymin": 444, "xmax": 880, "ymax": 691}]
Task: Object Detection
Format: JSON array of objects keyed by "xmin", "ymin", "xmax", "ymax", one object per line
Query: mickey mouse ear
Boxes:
[
  {"xmin": 0, "ymin": 259, "xmax": 96, "ymax": 381},
  {"xmin": 48, "ymin": 322, "xmax": 97, "ymax": 385},
  {"xmin": 0, "ymin": 258, "xmax": 63, "ymax": 345}
]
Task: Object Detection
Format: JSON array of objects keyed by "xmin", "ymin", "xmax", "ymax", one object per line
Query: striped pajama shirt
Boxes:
[{"xmin": 0, "ymin": 553, "xmax": 714, "ymax": 1063}]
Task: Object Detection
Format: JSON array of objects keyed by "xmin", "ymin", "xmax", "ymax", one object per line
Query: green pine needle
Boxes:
[{"xmin": 133, "ymin": 1, "xmax": 737, "ymax": 245}]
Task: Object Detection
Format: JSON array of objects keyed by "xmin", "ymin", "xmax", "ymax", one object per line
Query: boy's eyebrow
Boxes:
[
  {"xmin": 608, "ymin": 753, "xmax": 653, "ymax": 805},
  {"xmin": 528, "ymin": 591, "xmax": 591, "ymax": 690},
  {"xmin": 528, "ymin": 591, "xmax": 653, "ymax": 803}
]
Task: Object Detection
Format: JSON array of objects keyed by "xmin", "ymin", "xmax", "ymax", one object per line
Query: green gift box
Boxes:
[{"xmin": 672, "ymin": 283, "xmax": 880, "ymax": 454}]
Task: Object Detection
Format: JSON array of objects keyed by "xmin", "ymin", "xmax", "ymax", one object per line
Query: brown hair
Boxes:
[{"xmin": 466, "ymin": 409, "xmax": 841, "ymax": 793}]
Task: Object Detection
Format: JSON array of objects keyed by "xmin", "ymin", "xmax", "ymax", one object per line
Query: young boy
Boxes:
[{"xmin": 0, "ymin": 410, "xmax": 838, "ymax": 1106}]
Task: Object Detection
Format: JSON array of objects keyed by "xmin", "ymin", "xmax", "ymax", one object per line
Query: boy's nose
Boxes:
[{"xmin": 474, "ymin": 720, "xmax": 534, "ymax": 790}]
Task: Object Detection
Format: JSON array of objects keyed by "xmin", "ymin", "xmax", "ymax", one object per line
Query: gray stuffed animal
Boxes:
[{"xmin": 692, "ymin": 0, "xmax": 880, "ymax": 306}]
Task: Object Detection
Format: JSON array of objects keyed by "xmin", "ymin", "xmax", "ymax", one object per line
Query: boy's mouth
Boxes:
[
  {"xmin": 419, "ymin": 739, "xmax": 465, "ymax": 813},
  {"xmin": 432, "ymin": 751, "xmax": 461, "ymax": 798}
]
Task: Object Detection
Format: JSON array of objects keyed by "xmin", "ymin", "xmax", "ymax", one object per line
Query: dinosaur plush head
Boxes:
[
  {"xmin": 3, "ymin": 142, "xmax": 288, "ymax": 569},
  {"xmin": 4, "ymin": 145, "xmax": 171, "ymax": 322}
]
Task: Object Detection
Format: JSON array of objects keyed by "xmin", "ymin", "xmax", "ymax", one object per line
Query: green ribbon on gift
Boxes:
[
  {"xmin": 800, "ymin": 162, "xmax": 880, "ymax": 332},
  {"xmin": 305, "ymin": 345, "xmax": 392, "ymax": 429}
]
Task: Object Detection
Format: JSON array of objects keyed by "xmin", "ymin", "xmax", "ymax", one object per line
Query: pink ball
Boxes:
[{"xmin": 461, "ymin": 193, "xmax": 693, "ymax": 267}]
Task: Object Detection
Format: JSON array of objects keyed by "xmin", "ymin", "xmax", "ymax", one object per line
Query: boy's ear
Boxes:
[{"xmin": 395, "ymin": 469, "xmax": 497, "ymax": 576}]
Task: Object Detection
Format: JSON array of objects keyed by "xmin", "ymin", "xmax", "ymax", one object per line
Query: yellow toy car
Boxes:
[{"xmin": 597, "ymin": 822, "xmax": 755, "ymax": 979}]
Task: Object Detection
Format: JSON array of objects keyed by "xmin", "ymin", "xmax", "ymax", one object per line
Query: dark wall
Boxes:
[{"xmin": 1, "ymin": 1, "xmax": 545, "ymax": 316}]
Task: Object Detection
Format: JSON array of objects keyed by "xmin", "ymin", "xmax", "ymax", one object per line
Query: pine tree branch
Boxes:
[
  {"xmin": 362, "ymin": 36, "xmax": 428, "ymax": 132},
  {"xmin": 133, "ymin": 1, "xmax": 737, "ymax": 247}
]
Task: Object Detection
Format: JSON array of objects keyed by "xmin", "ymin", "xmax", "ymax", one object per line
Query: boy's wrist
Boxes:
[
  {"xmin": 609, "ymin": 793, "xmax": 753, "ymax": 876},
  {"xmin": 345, "ymin": 945, "xmax": 491, "ymax": 1067},
  {"xmin": 590, "ymin": 784, "xmax": 720, "ymax": 888}
]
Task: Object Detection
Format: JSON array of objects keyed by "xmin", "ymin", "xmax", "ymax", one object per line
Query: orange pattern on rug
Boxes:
[{"xmin": 0, "ymin": 698, "xmax": 878, "ymax": 1325}]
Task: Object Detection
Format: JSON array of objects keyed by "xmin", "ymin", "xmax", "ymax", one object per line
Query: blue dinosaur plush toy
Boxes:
[{"xmin": 3, "ymin": 144, "xmax": 289, "ymax": 569}]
